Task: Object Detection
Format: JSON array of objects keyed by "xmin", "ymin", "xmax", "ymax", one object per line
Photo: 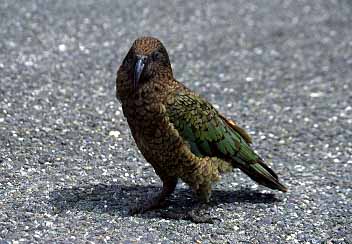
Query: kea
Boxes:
[{"xmin": 116, "ymin": 36, "xmax": 287, "ymax": 219}]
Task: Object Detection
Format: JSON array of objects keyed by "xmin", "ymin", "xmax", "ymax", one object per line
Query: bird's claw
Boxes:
[
  {"xmin": 186, "ymin": 210, "xmax": 215, "ymax": 224},
  {"xmin": 128, "ymin": 196, "xmax": 168, "ymax": 215},
  {"xmin": 128, "ymin": 205, "xmax": 144, "ymax": 215},
  {"xmin": 160, "ymin": 205, "xmax": 219, "ymax": 224},
  {"xmin": 186, "ymin": 206, "xmax": 219, "ymax": 224}
]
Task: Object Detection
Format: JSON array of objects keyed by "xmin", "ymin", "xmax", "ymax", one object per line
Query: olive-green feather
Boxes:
[
  {"xmin": 166, "ymin": 92, "xmax": 287, "ymax": 192},
  {"xmin": 166, "ymin": 92, "xmax": 257, "ymax": 163}
]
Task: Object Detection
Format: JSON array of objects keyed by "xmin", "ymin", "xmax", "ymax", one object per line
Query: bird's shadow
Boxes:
[{"xmin": 49, "ymin": 183, "xmax": 280, "ymax": 221}]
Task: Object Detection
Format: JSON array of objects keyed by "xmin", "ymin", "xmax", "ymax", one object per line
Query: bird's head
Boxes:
[{"xmin": 121, "ymin": 36, "xmax": 172, "ymax": 91}]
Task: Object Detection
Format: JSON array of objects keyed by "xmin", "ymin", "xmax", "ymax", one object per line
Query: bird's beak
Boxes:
[{"xmin": 134, "ymin": 56, "xmax": 146, "ymax": 90}]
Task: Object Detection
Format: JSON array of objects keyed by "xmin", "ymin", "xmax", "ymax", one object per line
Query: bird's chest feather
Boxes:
[
  {"xmin": 122, "ymin": 90, "xmax": 166, "ymax": 142},
  {"xmin": 120, "ymin": 83, "xmax": 186, "ymax": 172},
  {"xmin": 121, "ymin": 90, "xmax": 183, "ymax": 166}
]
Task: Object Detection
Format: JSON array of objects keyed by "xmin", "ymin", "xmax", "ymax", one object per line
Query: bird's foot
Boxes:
[
  {"xmin": 161, "ymin": 204, "xmax": 219, "ymax": 224},
  {"xmin": 129, "ymin": 195, "xmax": 168, "ymax": 215},
  {"xmin": 187, "ymin": 207, "xmax": 215, "ymax": 224},
  {"xmin": 129, "ymin": 178, "xmax": 177, "ymax": 215}
]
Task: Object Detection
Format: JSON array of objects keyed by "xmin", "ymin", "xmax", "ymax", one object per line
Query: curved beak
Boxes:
[{"xmin": 134, "ymin": 56, "xmax": 146, "ymax": 90}]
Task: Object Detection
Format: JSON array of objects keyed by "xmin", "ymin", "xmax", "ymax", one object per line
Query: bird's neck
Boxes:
[
  {"xmin": 148, "ymin": 70, "xmax": 173, "ymax": 85},
  {"xmin": 138, "ymin": 75, "xmax": 174, "ymax": 99}
]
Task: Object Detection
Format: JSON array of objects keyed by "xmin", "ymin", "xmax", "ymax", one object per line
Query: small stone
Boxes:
[
  {"xmin": 58, "ymin": 44, "xmax": 67, "ymax": 52},
  {"xmin": 309, "ymin": 92, "xmax": 324, "ymax": 98},
  {"xmin": 109, "ymin": 130, "xmax": 121, "ymax": 138},
  {"xmin": 245, "ymin": 77, "xmax": 254, "ymax": 82}
]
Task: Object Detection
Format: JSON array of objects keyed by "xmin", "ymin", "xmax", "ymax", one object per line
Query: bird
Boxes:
[{"xmin": 115, "ymin": 36, "xmax": 287, "ymax": 220}]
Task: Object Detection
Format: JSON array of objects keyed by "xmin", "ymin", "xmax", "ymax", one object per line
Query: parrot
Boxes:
[{"xmin": 115, "ymin": 36, "xmax": 287, "ymax": 221}]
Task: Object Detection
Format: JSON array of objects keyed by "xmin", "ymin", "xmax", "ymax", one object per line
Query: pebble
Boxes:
[{"xmin": 0, "ymin": 0, "xmax": 351, "ymax": 243}]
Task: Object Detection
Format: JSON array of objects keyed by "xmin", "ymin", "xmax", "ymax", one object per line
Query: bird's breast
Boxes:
[
  {"xmin": 122, "ymin": 97, "xmax": 182, "ymax": 160},
  {"xmin": 122, "ymin": 96, "xmax": 165, "ymax": 135}
]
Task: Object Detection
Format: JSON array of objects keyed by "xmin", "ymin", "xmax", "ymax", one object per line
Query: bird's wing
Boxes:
[
  {"xmin": 166, "ymin": 91, "xmax": 287, "ymax": 192},
  {"xmin": 218, "ymin": 113, "xmax": 252, "ymax": 144},
  {"xmin": 166, "ymin": 92, "xmax": 256, "ymax": 163}
]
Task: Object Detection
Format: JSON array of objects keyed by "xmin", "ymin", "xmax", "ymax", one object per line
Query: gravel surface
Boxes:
[{"xmin": 1, "ymin": 0, "xmax": 351, "ymax": 243}]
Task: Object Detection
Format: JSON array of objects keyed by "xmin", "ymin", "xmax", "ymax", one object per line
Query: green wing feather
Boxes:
[
  {"xmin": 166, "ymin": 92, "xmax": 254, "ymax": 160},
  {"xmin": 166, "ymin": 92, "xmax": 287, "ymax": 192}
]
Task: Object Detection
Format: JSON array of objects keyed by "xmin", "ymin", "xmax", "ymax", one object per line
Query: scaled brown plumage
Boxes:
[{"xmin": 116, "ymin": 36, "xmax": 287, "ymax": 216}]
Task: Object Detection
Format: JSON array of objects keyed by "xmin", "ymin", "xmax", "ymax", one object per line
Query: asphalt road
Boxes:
[{"xmin": 0, "ymin": 0, "xmax": 351, "ymax": 243}]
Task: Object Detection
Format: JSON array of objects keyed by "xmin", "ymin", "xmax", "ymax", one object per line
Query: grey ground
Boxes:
[{"xmin": 0, "ymin": 0, "xmax": 351, "ymax": 243}]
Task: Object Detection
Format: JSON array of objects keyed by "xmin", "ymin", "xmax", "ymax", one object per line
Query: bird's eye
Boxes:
[
  {"xmin": 152, "ymin": 51, "xmax": 161, "ymax": 61},
  {"xmin": 127, "ymin": 54, "xmax": 134, "ymax": 64},
  {"xmin": 124, "ymin": 50, "xmax": 135, "ymax": 65}
]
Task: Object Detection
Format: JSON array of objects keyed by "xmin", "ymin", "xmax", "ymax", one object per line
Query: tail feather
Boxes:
[{"xmin": 238, "ymin": 159, "xmax": 288, "ymax": 192}]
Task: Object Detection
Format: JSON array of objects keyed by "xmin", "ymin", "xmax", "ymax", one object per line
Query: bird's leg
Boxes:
[
  {"xmin": 185, "ymin": 182, "xmax": 216, "ymax": 223},
  {"xmin": 129, "ymin": 177, "xmax": 177, "ymax": 215},
  {"xmin": 160, "ymin": 182, "xmax": 217, "ymax": 224}
]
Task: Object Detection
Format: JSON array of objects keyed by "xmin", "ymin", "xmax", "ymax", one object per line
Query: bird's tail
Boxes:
[{"xmin": 237, "ymin": 159, "xmax": 288, "ymax": 192}]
